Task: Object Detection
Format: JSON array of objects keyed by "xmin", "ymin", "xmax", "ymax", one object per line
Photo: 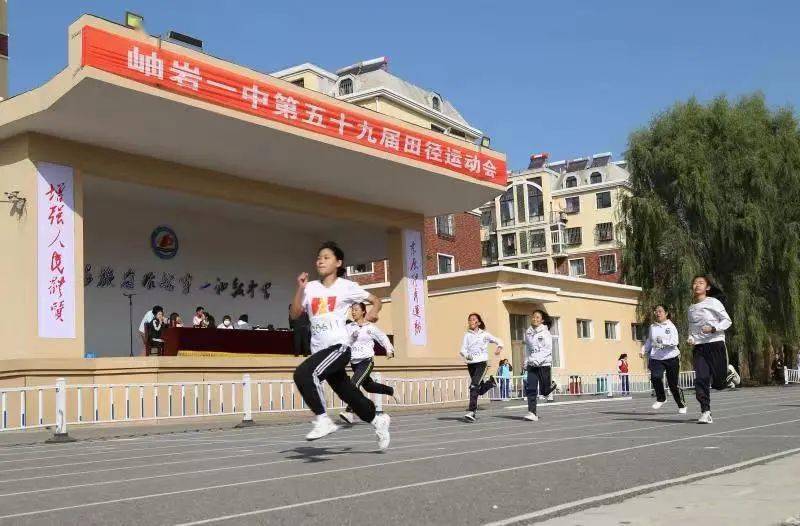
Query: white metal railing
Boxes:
[
  {"xmin": 490, "ymin": 370, "xmax": 697, "ymax": 400},
  {"xmin": 786, "ymin": 367, "xmax": 800, "ymax": 385},
  {"xmin": 0, "ymin": 370, "xmax": 701, "ymax": 436}
]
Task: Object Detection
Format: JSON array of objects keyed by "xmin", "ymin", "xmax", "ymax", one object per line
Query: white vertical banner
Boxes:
[
  {"xmin": 402, "ymin": 229, "xmax": 427, "ymax": 346},
  {"xmin": 37, "ymin": 163, "xmax": 76, "ymax": 338}
]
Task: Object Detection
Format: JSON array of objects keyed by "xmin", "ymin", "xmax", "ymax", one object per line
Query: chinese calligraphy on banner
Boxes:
[
  {"xmin": 37, "ymin": 163, "xmax": 76, "ymax": 338},
  {"xmin": 80, "ymin": 26, "xmax": 507, "ymax": 186},
  {"xmin": 402, "ymin": 230, "xmax": 427, "ymax": 346}
]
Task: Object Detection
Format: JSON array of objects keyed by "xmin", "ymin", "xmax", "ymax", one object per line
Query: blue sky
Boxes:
[{"xmin": 7, "ymin": 1, "xmax": 800, "ymax": 169}]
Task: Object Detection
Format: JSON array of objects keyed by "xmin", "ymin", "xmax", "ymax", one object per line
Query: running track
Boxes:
[{"xmin": 0, "ymin": 387, "xmax": 798, "ymax": 525}]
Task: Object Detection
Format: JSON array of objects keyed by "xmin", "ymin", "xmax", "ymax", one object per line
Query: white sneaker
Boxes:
[
  {"xmin": 697, "ymin": 411, "xmax": 713, "ymax": 424},
  {"xmin": 305, "ymin": 415, "xmax": 338, "ymax": 440},
  {"xmin": 372, "ymin": 413, "xmax": 391, "ymax": 451},
  {"xmin": 727, "ymin": 365, "xmax": 741, "ymax": 386},
  {"xmin": 464, "ymin": 411, "xmax": 476, "ymax": 423},
  {"xmin": 338, "ymin": 411, "xmax": 355, "ymax": 425},
  {"xmin": 523, "ymin": 412, "xmax": 538, "ymax": 421},
  {"xmin": 678, "ymin": 407, "xmax": 687, "ymax": 414},
  {"xmin": 652, "ymin": 401, "xmax": 664, "ymax": 410}
]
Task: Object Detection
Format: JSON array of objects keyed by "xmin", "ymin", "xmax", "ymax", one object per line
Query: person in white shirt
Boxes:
[
  {"xmin": 137, "ymin": 305, "xmax": 161, "ymax": 356},
  {"xmin": 688, "ymin": 275, "xmax": 740, "ymax": 424},
  {"xmin": 639, "ymin": 305, "xmax": 686, "ymax": 413},
  {"xmin": 522, "ymin": 310, "xmax": 559, "ymax": 421},
  {"xmin": 235, "ymin": 314, "xmax": 252, "ymax": 330},
  {"xmin": 217, "ymin": 315, "xmax": 234, "ymax": 329},
  {"xmin": 290, "ymin": 241, "xmax": 391, "ymax": 450},
  {"xmin": 459, "ymin": 313, "xmax": 503, "ymax": 422},
  {"xmin": 192, "ymin": 306, "xmax": 207, "ymax": 328},
  {"xmin": 339, "ymin": 302, "xmax": 397, "ymax": 425}
]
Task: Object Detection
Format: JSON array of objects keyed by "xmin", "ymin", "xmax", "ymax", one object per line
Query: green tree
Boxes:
[{"xmin": 620, "ymin": 94, "xmax": 800, "ymax": 382}]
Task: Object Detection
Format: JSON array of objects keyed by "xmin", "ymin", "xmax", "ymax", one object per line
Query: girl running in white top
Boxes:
[
  {"xmin": 459, "ymin": 313, "xmax": 503, "ymax": 422},
  {"xmin": 290, "ymin": 241, "xmax": 391, "ymax": 449},
  {"xmin": 522, "ymin": 309, "xmax": 559, "ymax": 421},
  {"xmin": 640, "ymin": 304, "xmax": 686, "ymax": 413},
  {"xmin": 339, "ymin": 302, "xmax": 397, "ymax": 424}
]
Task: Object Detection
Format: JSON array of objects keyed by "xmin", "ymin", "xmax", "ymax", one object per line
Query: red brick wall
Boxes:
[
  {"xmin": 349, "ymin": 260, "xmax": 387, "ymax": 286},
  {"xmin": 350, "ymin": 213, "xmax": 481, "ymax": 285},
  {"xmin": 424, "ymin": 213, "xmax": 482, "ymax": 275},
  {"xmin": 560, "ymin": 249, "xmax": 623, "ymax": 283}
]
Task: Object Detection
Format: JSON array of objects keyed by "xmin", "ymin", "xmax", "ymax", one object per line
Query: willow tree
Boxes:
[{"xmin": 620, "ymin": 94, "xmax": 800, "ymax": 381}]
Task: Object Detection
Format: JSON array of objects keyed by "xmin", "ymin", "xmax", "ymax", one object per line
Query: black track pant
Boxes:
[
  {"xmin": 293, "ymin": 344, "xmax": 376, "ymax": 422},
  {"xmin": 467, "ymin": 362, "xmax": 495, "ymax": 412},
  {"xmin": 693, "ymin": 341, "xmax": 730, "ymax": 413},
  {"xmin": 344, "ymin": 358, "xmax": 394, "ymax": 413},
  {"xmin": 526, "ymin": 366, "xmax": 556, "ymax": 414},
  {"xmin": 649, "ymin": 357, "xmax": 685, "ymax": 408}
]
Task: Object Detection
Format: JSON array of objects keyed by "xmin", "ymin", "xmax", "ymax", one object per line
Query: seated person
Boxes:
[
  {"xmin": 236, "ymin": 314, "xmax": 252, "ymax": 330},
  {"xmin": 217, "ymin": 314, "xmax": 234, "ymax": 329},
  {"xmin": 192, "ymin": 306, "xmax": 207, "ymax": 328},
  {"xmin": 169, "ymin": 312, "xmax": 183, "ymax": 327}
]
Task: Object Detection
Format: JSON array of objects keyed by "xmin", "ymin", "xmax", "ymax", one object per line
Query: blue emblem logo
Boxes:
[{"xmin": 151, "ymin": 226, "xmax": 179, "ymax": 260}]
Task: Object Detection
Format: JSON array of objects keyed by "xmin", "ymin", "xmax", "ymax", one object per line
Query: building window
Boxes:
[
  {"xmin": 502, "ymin": 233, "xmax": 517, "ymax": 257},
  {"xmin": 338, "ymin": 78, "xmax": 353, "ymax": 96},
  {"xmin": 577, "ymin": 319, "xmax": 593, "ymax": 339},
  {"xmin": 596, "ymin": 222, "xmax": 614, "ymax": 242},
  {"xmin": 500, "ymin": 188, "xmax": 515, "ymax": 226},
  {"xmin": 435, "ymin": 214, "xmax": 455, "ymax": 237},
  {"xmin": 565, "ymin": 176, "xmax": 577, "ymax": 188},
  {"xmin": 605, "ymin": 321, "xmax": 619, "ymax": 340},
  {"xmin": 482, "ymin": 239, "xmax": 498, "ymax": 260},
  {"xmin": 590, "ymin": 171, "xmax": 602, "ymax": 184},
  {"xmin": 565, "ymin": 196, "xmax": 580, "ymax": 214},
  {"xmin": 566, "ymin": 227, "xmax": 582, "ymax": 246},
  {"xmin": 520, "ymin": 261, "xmax": 530, "ymax": 270},
  {"xmin": 291, "ymin": 78, "xmax": 305, "ymax": 88},
  {"xmin": 519, "ymin": 229, "xmax": 529, "ymax": 254},
  {"xmin": 437, "ymin": 254, "xmax": 454, "ymax": 274},
  {"xmin": 431, "ymin": 123, "xmax": 446, "ymax": 133},
  {"xmin": 599, "ymin": 254, "xmax": 617, "ymax": 275},
  {"xmin": 481, "ymin": 209, "xmax": 494, "ymax": 227},
  {"xmin": 449, "ymin": 128, "xmax": 467, "ymax": 139},
  {"xmin": 532, "ymin": 259, "xmax": 548, "ymax": 272},
  {"xmin": 527, "ymin": 183, "xmax": 544, "ymax": 222},
  {"xmin": 516, "ymin": 186, "xmax": 526, "ymax": 225},
  {"xmin": 347, "ymin": 263, "xmax": 374, "ymax": 276},
  {"xmin": 569, "ymin": 258, "xmax": 586, "ymax": 277},
  {"xmin": 550, "ymin": 317, "xmax": 562, "ymax": 367},
  {"xmin": 529, "ymin": 229, "xmax": 547, "ymax": 254},
  {"xmin": 505, "ymin": 262, "xmax": 519, "ymax": 268},
  {"xmin": 596, "ymin": 191, "xmax": 612, "ymax": 209},
  {"xmin": 631, "ymin": 323, "xmax": 647, "ymax": 341},
  {"xmin": 432, "ymin": 96, "xmax": 441, "ymax": 111}
]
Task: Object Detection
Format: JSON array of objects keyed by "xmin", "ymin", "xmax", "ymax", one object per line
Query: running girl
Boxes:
[
  {"xmin": 459, "ymin": 313, "xmax": 503, "ymax": 422},
  {"xmin": 522, "ymin": 309, "xmax": 558, "ymax": 421},
  {"xmin": 640, "ymin": 305, "xmax": 686, "ymax": 413}
]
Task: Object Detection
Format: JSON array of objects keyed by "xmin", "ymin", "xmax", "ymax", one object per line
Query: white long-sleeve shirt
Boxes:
[
  {"xmin": 642, "ymin": 320, "xmax": 680, "ymax": 361},
  {"xmin": 459, "ymin": 329, "xmax": 503, "ymax": 364},
  {"xmin": 347, "ymin": 322, "xmax": 394, "ymax": 363},
  {"xmin": 523, "ymin": 325, "xmax": 552, "ymax": 367},
  {"xmin": 688, "ymin": 297, "xmax": 731, "ymax": 345}
]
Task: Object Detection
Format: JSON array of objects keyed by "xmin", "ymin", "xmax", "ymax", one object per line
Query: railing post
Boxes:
[
  {"xmin": 784, "ymin": 366, "xmax": 789, "ymax": 386},
  {"xmin": 235, "ymin": 374, "xmax": 255, "ymax": 428},
  {"xmin": 607, "ymin": 374, "xmax": 613, "ymax": 398},
  {"xmin": 46, "ymin": 378, "xmax": 76, "ymax": 443},
  {"xmin": 374, "ymin": 372, "xmax": 384, "ymax": 413}
]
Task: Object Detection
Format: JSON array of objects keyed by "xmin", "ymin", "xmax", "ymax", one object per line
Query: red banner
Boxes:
[{"xmin": 81, "ymin": 26, "xmax": 506, "ymax": 185}]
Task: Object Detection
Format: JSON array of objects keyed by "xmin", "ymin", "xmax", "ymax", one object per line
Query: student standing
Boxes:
[
  {"xmin": 290, "ymin": 242, "xmax": 391, "ymax": 449},
  {"xmin": 459, "ymin": 313, "xmax": 503, "ymax": 422},
  {"xmin": 617, "ymin": 354, "xmax": 630, "ymax": 395},
  {"xmin": 640, "ymin": 305, "xmax": 686, "ymax": 413},
  {"xmin": 688, "ymin": 275, "xmax": 740, "ymax": 424}
]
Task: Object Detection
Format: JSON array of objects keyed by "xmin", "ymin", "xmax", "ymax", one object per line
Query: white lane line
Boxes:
[
  {"xmin": 173, "ymin": 418, "xmax": 800, "ymax": 525},
  {"xmin": 0, "ymin": 392, "xmax": 795, "ymax": 485},
  {"xmin": 506, "ymin": 397, "xmax": 632, "ymax": 409},
  {"xmin": 483, "ymin": 447, "xmax": 800, "ymax": 526},
  {"xmin": 0, "ymin": 404, "xmax": 797, "ymax": 520}
]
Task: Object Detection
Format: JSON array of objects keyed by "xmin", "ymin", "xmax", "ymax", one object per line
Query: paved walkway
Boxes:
[{"xmin": 533, "ymin": 448, "xmax": 800, "ymax": 526}]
